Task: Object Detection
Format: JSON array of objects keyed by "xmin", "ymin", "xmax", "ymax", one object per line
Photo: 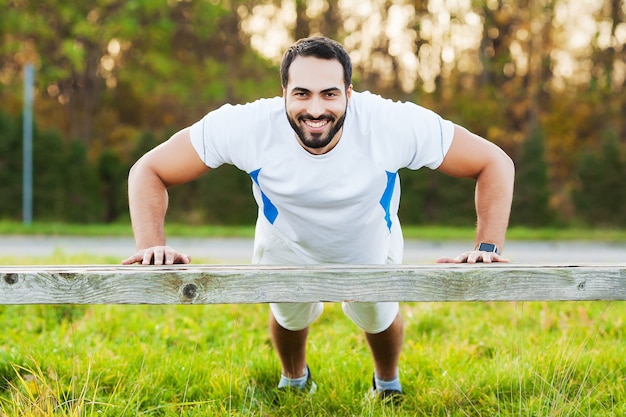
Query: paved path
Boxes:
[{"xmin": 0, "ymin": 236, "xmax": 624, "ymax": 264}]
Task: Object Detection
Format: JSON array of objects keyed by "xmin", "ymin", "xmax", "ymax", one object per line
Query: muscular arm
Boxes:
[
  {"xmin": 436, "ymin": 125, "xmax": 515, "ymax": 262},
  {"xmin": 122, "ymin": 128, "xmax": 210, "ymax": 265}
]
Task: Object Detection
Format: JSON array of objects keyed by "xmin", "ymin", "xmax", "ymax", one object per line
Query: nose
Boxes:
[{"xmin": 307, "ymin": 96, "xmax": 324, "ymax": 118}]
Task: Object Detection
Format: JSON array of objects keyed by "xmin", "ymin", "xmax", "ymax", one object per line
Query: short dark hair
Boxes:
[{"xmin": 280, "ymin": 36, "xmax": 352, "ymax": 90}]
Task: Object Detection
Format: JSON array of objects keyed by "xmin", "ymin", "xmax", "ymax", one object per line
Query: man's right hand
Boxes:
[{"xmin": 121, "ymin": 246, "xmax": 191, "ymax": 265}]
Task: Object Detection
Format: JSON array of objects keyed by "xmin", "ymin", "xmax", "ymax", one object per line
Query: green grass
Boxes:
[
  {"xmin": 1, "ymin": 296, "xmax": 625, "ymax": 416},
  {"xmin": 0, "ymin": 221, "xmax": 256, "ymax": 238},
  {"xmin": 1, "ymin": 253, "xmax": 626, "ymax": 415},
  {"xmin": 403, "ymin": 225, "xmax": 626, "ymax": 242},
  {"xmin": 1, "ymin": 220, "xmax": 626, "ymax": 241}
]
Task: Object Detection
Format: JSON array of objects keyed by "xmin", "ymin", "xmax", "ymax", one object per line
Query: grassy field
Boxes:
[
  {"xmin": 1, "ymin": 224, "xmax": 625, "ymax": 415},
  {"xmin": 1, "ymin": 290, "xmax": 625, "ymax": 415},
  {"xmin": 2, "ymin": 220, "xmax": 626, "ymax": 242}
]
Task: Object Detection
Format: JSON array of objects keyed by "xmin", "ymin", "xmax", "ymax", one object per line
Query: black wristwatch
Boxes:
[{"xmin": 477, "ymin": 242, "xmax": 500, "ymax": 255}]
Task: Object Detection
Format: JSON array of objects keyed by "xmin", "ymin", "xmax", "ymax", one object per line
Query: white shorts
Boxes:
[
  {"xmin": 270, "ymin": 301, "xmax": 399, "ymax": 334},
  {"xmin": 254, "ymin": 217, "xmax": 403, "ymax": 334}
]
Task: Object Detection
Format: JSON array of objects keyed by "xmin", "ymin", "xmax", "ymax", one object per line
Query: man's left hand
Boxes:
[{"xmin": 436, "ymin": 250, "xmax": 510, "ymax": 264}]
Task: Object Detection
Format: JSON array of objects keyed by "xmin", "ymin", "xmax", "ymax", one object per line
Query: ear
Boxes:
[{"xmin": 346, "ymin": 84, "xmax": 353, "ymax": 100}]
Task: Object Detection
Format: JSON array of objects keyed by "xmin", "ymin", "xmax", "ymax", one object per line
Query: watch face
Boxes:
[{"xmin": 478, "ymin": 243, "xmax": 498, "ymax": 253}]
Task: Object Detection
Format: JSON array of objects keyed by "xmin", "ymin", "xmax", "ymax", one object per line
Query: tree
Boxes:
[
  {"xmin": 0, "ymin": 112, "xmax": 22, "ymax": 219},
  {"xmin": 1, "ymin": 1, "xmax": 626, "ymax": 226},
  {"xmin": 511, "ymin": 126, "xmax": 554, "ymax": 226},
  {"xmin": 574, "ymin": 129, "xmax": 625, "ymax": 227},
  {"xmin": 1, "ymin": 1, "xmax": 277, "ymax": 143}
]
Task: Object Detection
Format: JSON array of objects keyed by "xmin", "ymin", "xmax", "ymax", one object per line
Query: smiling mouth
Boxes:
[
  {"xmin": 305, "ymin": 119, "xmax": 328, "ymax": 129},
  {"xmin": 301, "ymin": 116, "xmax": 333, "ymax": 132}
]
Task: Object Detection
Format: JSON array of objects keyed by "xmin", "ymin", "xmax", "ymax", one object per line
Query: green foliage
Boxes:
[
  {"xmin": 511, "ymin": 126, "xmax": 555, "ymax": 226},
  {"xmin": 574, "ymin": 129, "xmax": 626, "ymax": 227},
  {"xmin": 31, "ymin": 128, "xmax": 104, "ymax": 222},
  {"xmin": 0, "ymin": 106, "xmax": 260, "ymax": 225},
  {"xmin": 168, "ymin": 165, "xmax": 258, "ymax": 225},
  {"xmin": 0, "ymin": 111, "xmax": 102, "ymax": 222},
  {"xmin": 399, "ymin": 169, "xmax": 476, "ymax": 226},
  {"xmin": 0, "ymin": 113, "xmax": 22, "ymax": 219},
  {"xmin": 97, "ymin": 150, "xmax": 127, "ymax": 223},
  {"xmin": 1, "ymin": 1, "xmax": 625, "ymax": 227},
  {"xmin": 0, "ymin": 0, "xmax": 277, "ymax": 141}
]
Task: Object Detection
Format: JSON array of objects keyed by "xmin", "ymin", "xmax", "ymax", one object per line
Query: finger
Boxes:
[
  {"xmin": 472, "ymin": 252, "xmax": 511, "ymax": 263},
  {"xmin": 464, "ymin": 251, "xmax": 480, "ymax": 263},
  {"xmin": 164, "ymin": 249, "xmax": 175, "ymax": 265},
  {"xmin": 492, "ymin": 254, "xmax": 510, "ymax": 263},
  {"xmin": 436, "ymin": 253, "xmax": 469, "ymax": 263},
  {"xmin": 140, "ymin": 249, "xmax": 155, "ymax": 265},
  {"xmin": 152, "ymin": 247, "xmax": 166, "ymax": 265},
  {"xmin": 456, "ymin": 253, "xmax": 471, "ymax": 263},
  {"xmin": 436, "ymin": 257, "xmax": 455, "ymax": 263},
  {"xmin": 166, "ymin": 249, "xmax": 190, "ymax": 264},
  {"xmin": 478, "ymin": 253, "xmax": 510, "ymax": 263},
  {"xmin": 166, "ymin": 249, "xmax": 188, "ymax": 265},
  {"xmin": 121, "ymin": 254, "xmax": 141, "ymax": 265}
]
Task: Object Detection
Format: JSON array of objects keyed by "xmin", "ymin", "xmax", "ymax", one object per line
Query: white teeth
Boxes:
[{"xmin": 305, "ymin": 120, "xmax": 327, "ymax": 128}]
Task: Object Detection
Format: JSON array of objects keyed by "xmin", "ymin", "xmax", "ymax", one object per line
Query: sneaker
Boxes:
[
  {"xmin": 277, "ymin": 365, "xmax": 317, "ymax": 395},
  {"xmin": 370, "ymin": 374, "xmax": 403, "ymax": 404}
]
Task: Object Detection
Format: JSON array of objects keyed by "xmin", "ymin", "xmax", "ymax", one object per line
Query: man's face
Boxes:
[{"xmin": 284, "ymin": 56, "xmax": 352, "ymax": 155}]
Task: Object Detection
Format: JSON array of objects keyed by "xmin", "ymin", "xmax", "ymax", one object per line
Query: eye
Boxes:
[{"xmin": 323, "ymin": 90, "xmax": 342, "ymax": 98}]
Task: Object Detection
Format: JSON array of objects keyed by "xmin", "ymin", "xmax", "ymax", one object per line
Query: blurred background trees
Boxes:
[{"xmin": 1, "ymin": 0, "xmax": 624, "ymax": 227}]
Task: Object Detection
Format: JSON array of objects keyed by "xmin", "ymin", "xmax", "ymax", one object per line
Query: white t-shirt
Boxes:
[{"xmin": 190, "ymin": 91, "xmax": 454, "ymax": 265}]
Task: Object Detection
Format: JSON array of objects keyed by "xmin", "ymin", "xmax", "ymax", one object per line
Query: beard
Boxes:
[{"xmin": 286, "ymin": 109, "xmax": 347, "ymax": 150}]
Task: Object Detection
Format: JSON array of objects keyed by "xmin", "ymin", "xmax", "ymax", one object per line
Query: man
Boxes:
[{"xmin": 122, "ymin": 36, "xmax": 514, "ymax": 399}]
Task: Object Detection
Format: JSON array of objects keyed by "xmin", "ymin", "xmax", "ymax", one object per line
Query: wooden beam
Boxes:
[{"xmin": 0, "ymin": 264, "xmax": 624, "ymax": 305}]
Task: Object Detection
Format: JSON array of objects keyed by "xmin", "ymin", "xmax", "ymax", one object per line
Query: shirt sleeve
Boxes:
[
  {"xmin": 188, "ymin": 97, "xmax": 284, "ymax": 171},
  {"xmin": 349, "ymin": 91, "xmax": 455, "ymax": 171},
  {"xmin": 404, "ymin": 106, "xmax": 455, "ymax": 170},
  {"xmin": 189, "ymin": 104, "xmax": 236, "ymax": 169}
]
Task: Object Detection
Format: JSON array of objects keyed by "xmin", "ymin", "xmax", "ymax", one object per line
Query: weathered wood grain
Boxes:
[{"xmin": 0, "ymin": 264, "xmax": 624, "ymax": 305}]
